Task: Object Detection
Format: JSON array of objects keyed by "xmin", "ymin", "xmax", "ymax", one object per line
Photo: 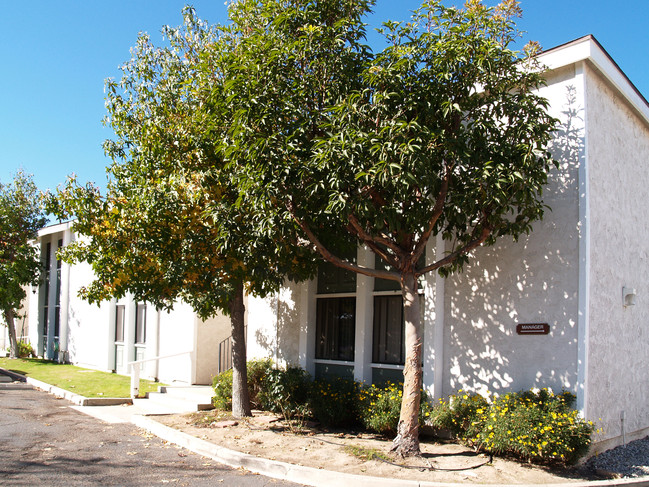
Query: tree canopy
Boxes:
[
  {"xmin": 220, "ymin": 0, "xmax": 557, "ymax": 455},
  {"xmin": 52, "ymin": 8, "xmax": 316, "ymax": 416},
  {"xmin": 54, "ymin": 0, "xmax": 557, "ymax": 453},
  {"xmin": 0, "ymin": 171, "xmax": 47, "ymax": 358}
]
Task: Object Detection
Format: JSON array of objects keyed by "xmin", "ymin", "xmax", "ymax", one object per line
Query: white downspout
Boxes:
[{"xmin": 575, "ymin": 60, "xmax": 591, "ymax": 418}]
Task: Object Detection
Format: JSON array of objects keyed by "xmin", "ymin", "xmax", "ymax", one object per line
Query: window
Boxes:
[
  {"xmin": 42, "ymin": 242, "xmax": 51, "ymax": 338},
  {"xmin": 373, "ymin": 253, "xmax": 425, "ymax": 292},
  {"xmin": 115, "ymin": 305, "xmax": 125, "ymax": 342},
  {"xmin": 54, "ymin": 238, "xmax": 62, "ymax": 338},
  {"xmin": 315, "ymin": 297, "xmax": 355, "ymax": 361},
  {"xmin": 135, "ymin": 303, "xmax": 146, "ymax": 344},
  {"xmin": 372, "ymin": 294, "xmax": 425, "ymax": 366},
  {"xmin": 315, "ymin": 260, "xmax": 356, "ymax": 362},
  {"xmin": 317, "ymin": 261, "xmax": 356, "ymax": 294},
  {"xmin": 372, "ymin": 296, "xmax": 405, "ymax": 365},
  {"xmin": 372, "ymin": 253, "xmax": 425, "ymax": 366}
]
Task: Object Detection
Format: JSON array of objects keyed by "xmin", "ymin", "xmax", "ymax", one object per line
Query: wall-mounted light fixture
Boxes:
[{"xmin": 623, "ymin": 287, "xmax": 636, "ymax": 307}]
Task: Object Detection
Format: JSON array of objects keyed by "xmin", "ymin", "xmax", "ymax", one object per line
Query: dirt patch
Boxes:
[{"xmin": 156, "ymin": 411, "xmax": 597, "ymax": 484}]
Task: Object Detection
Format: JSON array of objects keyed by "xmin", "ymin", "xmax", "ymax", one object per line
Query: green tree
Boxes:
[
  {"xmin": 0, "ymin": 171, "xmax": 47, "ymax": 358},
  {"xmin": 51, "ymin": 9, "xmax": 314, "ymax": 417},
  {"xmin": 223, "ymin": 0, "xmax": 557, "ymax": 455}
]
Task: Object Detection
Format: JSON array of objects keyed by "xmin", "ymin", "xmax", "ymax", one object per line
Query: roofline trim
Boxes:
[
  {"xmin": 538, "ymin": 35, "xmax": 649, "ymax": 126},
  {"xmin": 38, "ymin": 220, "xmax": 74, "ymax": 237}
]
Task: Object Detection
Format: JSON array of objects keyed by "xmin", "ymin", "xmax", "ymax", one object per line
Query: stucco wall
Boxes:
[
  {"xmin": 157, "ymin": 302, "xmax": 195, "ymax": 384},
  {"xmin": 65, "ymin": 259, "xmax": 112, "ymax": 370},
  {"xmin": 247, "ymin": 281, "xmax": 302, "ymax": 367},
  {"xmin": 584, "ymin": 64, "xmax": 649, "ymax": 445},
  {"xmin": 195, "ymin": 311, "xmax": 231, "ymax": 384},
  {"xmin": 441, "ymin": 66, "xmax": 582, "ymax": 398}
]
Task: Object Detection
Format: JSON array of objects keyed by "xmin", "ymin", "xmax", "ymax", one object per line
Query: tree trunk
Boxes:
[
  {"xmin": 229, "ymin": 281, "xmax": 252, "ymax": 418},
  {"xmin": 4, "ymin": 308, "xmax": 19, "ymax": 359},
  {"xmin": 391, "ymin": 272, "xmax": 423, "ymax": 457}
]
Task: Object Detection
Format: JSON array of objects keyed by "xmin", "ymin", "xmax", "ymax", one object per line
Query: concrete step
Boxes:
[
  {"xmin": 73, "ymin": 385, "xmax": 215, "ymax": 424},
  {"xmin": 146, "ymin": 389, "xmax": 214, "ymax": 413},
  {"xmin": 132, "ymin": 397, "xmax": 194, "ymax": 415},
  {"xmin": 158, "ymin": 385, "xmax": 213, "ymax": 401}
]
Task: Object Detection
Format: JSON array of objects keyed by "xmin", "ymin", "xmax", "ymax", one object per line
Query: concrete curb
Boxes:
[
  {"xmin": 132, "ymin": 415, "xmax": 649, "ymax": 487},
  {"xmin": 132, "ymin": 415, "xmax": 410, "ymax": 487},
  {"xmin": 0, "ymin": 367, "xmax": 132, "ymax": 407},
  {"xmin": 0, "ymin": 383, "xmax": 33, "ymax": 390},
  {"xmin": 0, "ymin": 367, "xmax": 27, "ymax": 382}
]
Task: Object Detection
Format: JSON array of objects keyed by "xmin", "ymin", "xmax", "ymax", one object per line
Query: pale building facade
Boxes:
[
  {"xmin": 24, "ymin": 36, "xmax": 649, "ymax": 451},
  {"xmin": 27, "ymin": 221, "xmax": 231, "ymax": 385},
  {"xmin": 245, "ymin": 36, "xmax": 649, "ymax": 452}
]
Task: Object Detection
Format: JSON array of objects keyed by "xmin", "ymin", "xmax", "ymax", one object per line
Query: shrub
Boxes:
[
  {"xmin": 357, "ymin": 381, "xmax": 432, "ymax": 436},
  {"xmin": 310, "ymin": 377, "xmax": 360, "ymax": 428},
  {"xmin": 358, "ymin": 382, "xmax": 401, "ymax": 435},
  {"xmin": 6, "ymin": 341, "xmax": 36, "ymax": 358},
  {"xmin": 473, "ymin": 389, "xmax": 594, "ymax": 464},
  {"xmin": 428, "ymin": 391, "xmax": 489, "ymax": 439},
  {"xmin": 211, "ymin": 358, "xmax": 274, "ymax": 411},
  {"xmin": 259, "ymin": 366, "xmax": 312, "ymax": 421},
  {"xmin": 212, "ymin": 368, "xmax": 234, "ymax": 410},
  {"xmin": 430, "ymin": 388, "xmax": 595, "ymax": 465},
  {"xmin": 247, "ymin": 358, "xmax": 274, "ymax": 409}
]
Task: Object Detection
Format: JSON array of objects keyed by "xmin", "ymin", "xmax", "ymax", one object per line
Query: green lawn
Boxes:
[{"xmin": 0, "ymin": 357, "xmax": 162, "ymax": 398}]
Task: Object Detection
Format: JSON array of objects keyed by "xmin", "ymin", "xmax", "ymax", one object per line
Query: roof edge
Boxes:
[
  {"xmin": 38, "ymin": 220, "xmax": 74, "ymax": 237},
  {"xmin": 538, "ymin": 35, "xmax": 649, "ymax": 126}
]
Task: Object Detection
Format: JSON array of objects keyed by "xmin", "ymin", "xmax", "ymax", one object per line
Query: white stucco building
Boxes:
[
  {"xmin": 28, "ymin": 221, "xmax": 232, "ymax": 385},
  {"xmin": 245, "ymin": 35, "xmax": 649, "ymax": 452},
  {"xmin": 25, "ymin": 36, "xmax": 649, "ymax": 452}
]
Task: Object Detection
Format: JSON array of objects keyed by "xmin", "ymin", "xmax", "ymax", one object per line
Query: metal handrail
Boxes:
[
  {"xmin": 128, "ymin": 350, "xmax": 194, "ymax": 398},
  {"xmin": 216, "ymin": 326, "xmax": 246, "ymax": 375}
]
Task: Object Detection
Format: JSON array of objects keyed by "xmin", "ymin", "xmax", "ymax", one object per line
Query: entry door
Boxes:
[{"xmin": 114, "ymin": 305, "xmax": 126, "ymax": 373}]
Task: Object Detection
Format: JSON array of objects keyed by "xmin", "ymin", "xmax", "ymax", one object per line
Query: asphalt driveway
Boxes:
[{"xmin": 0, "ymin": 380, "xmax": 301, "ymax": 486}]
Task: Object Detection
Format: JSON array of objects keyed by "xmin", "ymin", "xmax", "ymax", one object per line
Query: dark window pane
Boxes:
[
  {"xmin": 115, "ymin": 305, "xmax": 125, "ymax": 342},
  {"xmin": 315, "ymin": 297, "xmax": 355, "ymax": 361},
  {"xmin": 45, "ymin": 242, "xmax": 52, "ymax": 270},
  {"xmin": 54, "ymin": 309, "xmax": 60, "ymax": 338},
  {"xmin": 317, "ymin": 260, "xmax": 357, "ymax": 294},
  {"xmin": 56, "ymin": 239, "xmax": 63, "ymax": 269},
  {"xmin": 135, "ymin": 304, "xmax": 146, "ymax": 344},
  {"xmin": 43, "ymin": 242, "xmax": 51, "ymax": 302},
  {"xmin": 374, "ymin": 253, "xmax": 425, "ymax": 291},
  {"xmin": 54, "ymin": 239, "xmax": 62, "ymax": 337},
  {"xmin": 372, "ymin": 296, "xmax": 405, "ymax": 364}
]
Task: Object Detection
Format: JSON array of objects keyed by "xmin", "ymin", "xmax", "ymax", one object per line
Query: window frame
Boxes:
[
  {"xmin": 370, "ymin": 287, "xmax": 425, "ymax": 369},
  {"xmin": 114, "ymin": 305, "xmax": 125, "ymax": 343},
  {"xmin": 315, "ymin": 296, "xmax": 356, "ymax": 362},
  {"xmin": 314, "ymin": 258, "xmax": 357, "ymax": 365},
  {"xmin": 134, "ymin": 303, "xmax": 147, "ymax": 345}
]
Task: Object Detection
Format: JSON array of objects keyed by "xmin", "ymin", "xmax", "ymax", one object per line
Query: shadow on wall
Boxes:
[
  {"xmin": 67, "ymin": 306, "xmax": 78, "ymax": 363},
  {"xmin": 445, "ymin": 86, "xmax": 585, "ymax": 397},
  {"xmin": 65, "ymin": 300, "xmax": 105, "ymax": 366},
  {"xmin": 254, "ymin": 285, "xmax": 301, "ymax": 367}
]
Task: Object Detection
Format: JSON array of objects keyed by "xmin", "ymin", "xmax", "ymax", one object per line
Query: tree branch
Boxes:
[
  {"xmin": 418, "ymin": 225, "xmax": 491, "ymax": 276},
  {"xmin": 347, "ymin": 213, "xmax": 400, "ymax": 268},
  {"xmin": 287, "ymin": 200, "xmax": 400, "ymax": 281},
  {"xmin": 411, "ymin": 162, "xmax": 451, "ymax": 268}
]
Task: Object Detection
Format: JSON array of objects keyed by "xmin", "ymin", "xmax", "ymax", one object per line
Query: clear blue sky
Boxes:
[{"xmin": 1, "ymin": 1, "xmax": 648, "ymax": 193}]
